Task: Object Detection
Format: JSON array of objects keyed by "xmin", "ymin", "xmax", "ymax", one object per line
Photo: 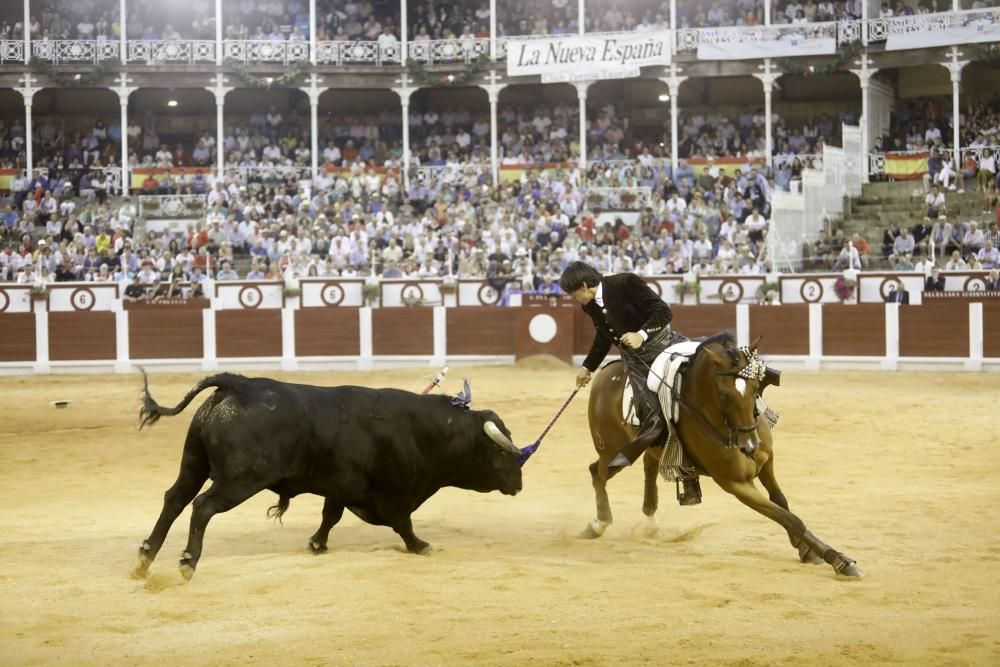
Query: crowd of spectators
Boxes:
[
  {"xmin": 1, "ymin": 150, "xmax": 783, "ymax": 296},
  {"xmin": 8, "ymin": 0, "xmax": 996, "ymax": 48},
  {"xmin": 224, "ymin": 0, "xmax": 311, "ymax": 41}
]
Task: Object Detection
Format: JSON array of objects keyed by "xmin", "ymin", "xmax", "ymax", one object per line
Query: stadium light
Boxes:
[
  {"xmin": 658, "ymin": 94, "xmax": 669, "ymax": 102},
  {"xmin": 167, "ymin": 100, "xmax": 178, "ymax": 107}
]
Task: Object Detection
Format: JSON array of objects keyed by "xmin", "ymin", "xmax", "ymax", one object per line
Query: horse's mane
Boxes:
[{"xmin": 698, "ymin": 331, "xmax": 739, "ymax": 364}]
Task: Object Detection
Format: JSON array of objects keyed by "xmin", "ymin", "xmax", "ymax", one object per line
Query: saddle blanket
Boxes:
[{"xmin": 620, "ymin": 340, "xmax": 701, "ymax": 426}]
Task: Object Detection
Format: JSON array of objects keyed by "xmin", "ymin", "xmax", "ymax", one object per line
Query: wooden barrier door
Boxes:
[{"xmin": 515, "ymin": 308, "xmax": 575, "ymax": 362}]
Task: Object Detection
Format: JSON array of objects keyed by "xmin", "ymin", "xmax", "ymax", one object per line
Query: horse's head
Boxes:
[{"xmin": 699, "ymin": 335, "xmax": 766, "ymax": 458}]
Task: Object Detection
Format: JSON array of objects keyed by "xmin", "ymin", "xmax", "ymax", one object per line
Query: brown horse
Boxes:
[{"xmin": 582, "ymin": 332, "xmax": 862, "ymax": 578}]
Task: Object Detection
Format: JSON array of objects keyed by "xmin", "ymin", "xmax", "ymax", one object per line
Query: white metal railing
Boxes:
[
  {"xmin": 773, "ymin": 153, "xmax": 824, "ymax": 169},
  {"xmin": 30, "ymin": 39, "xmax": 119, "ymax": 64},
  {"xmin": 582, "ymin": 186, "xmax": 653, "ymax": 210},
  {"xmin": 0, "ymin": 10, "xmax": 996, "ymax": 71},
  {"xmin": 411, "ymin": 163, "xmax": 488, "ymax": 185},
  {"xmin": 407, "ymin": 38, "xmax": 489, "ymax": 65},
  {"xmin": 1, "ymin": 40, "xmax": 25, "ymax": 64},
  {"xmin": 315, "ymin": 40, "xmax": 401, "ymax": 65},
  {"xmin": 224, "ymin": 165, "xmax": 313, "ymax": 183},
  {"xmin": 223, "ymin": 39, "xmax": 309, "ymax": 65},
  {"xmin": 869, "ymin": 152, "xmax": 886, "ymax": 176},
  {"xmin": 959, "ymin": 144, "xmax": 1000, "ymax": 165},
  {"xmin": 138, "ymin": 194, "xmax": 208, "ymax": 219},
  {"xmin": 126, "ymin": 39, "xmax": 216, "ymax": 64},
  {"xmin": 867, "ymin": 7, "xmax": 1000, "ymax": 44}
]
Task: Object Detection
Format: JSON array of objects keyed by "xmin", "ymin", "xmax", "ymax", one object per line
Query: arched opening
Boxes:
[
  {"xmin": 222, "ymin": 87, "xmax": 311, "ymax": 187},
  {"xmin": 317, "ymin": 88, "xmax": 403, "ymax": 170},
  {"xmin": 497, "ymin": 82, "xmax": 576, "ymax": 166}
]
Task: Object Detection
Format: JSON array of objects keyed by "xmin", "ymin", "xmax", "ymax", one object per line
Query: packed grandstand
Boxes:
[{"xmin": 1, "ymin": 0, "xmax": 999, "ymax": 298}]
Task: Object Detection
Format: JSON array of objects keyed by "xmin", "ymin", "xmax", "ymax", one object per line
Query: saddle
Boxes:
[{"xmin": 620, "ymin": 339, "xmax": 782, "ymax": 487}]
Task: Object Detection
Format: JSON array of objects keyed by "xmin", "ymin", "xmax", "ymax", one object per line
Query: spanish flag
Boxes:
[{"xmin": 884, "ymin": 151, "xmax": 929, "ymax": 181}]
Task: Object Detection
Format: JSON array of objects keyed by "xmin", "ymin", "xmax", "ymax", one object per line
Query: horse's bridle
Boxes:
[{"xmin": 639, "ymin": 345, "xmax": 764, "ymax": 455}]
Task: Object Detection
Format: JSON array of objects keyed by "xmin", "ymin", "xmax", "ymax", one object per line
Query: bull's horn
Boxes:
[{"xmin": 484, "ymin": 421, "xmax": 519, "ymax": 455}]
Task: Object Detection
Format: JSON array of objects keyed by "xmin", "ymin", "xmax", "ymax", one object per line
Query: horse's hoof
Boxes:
[
  {"xmin": 178, "ymin": 552, "xmax": 196, "ymax": 581},
  {"xmin": 308, "ymin": 540, "xmax": 328, "ymax": 555},
  {"xmin": 642, "ymin": 517, "xmax": 660, "ymax": 539},
  {"xmin": 130, "ymin": 560, "xmax": 150, "ymax": 580},
  {"xmin": 578, "ymin": 519, "xmax": 609, "ymax": 539},
  {"xmin": 411, "ymin": 543, "xmax": 432, "ymax": 555},
  {"xmin": 130, "ymin": 549, "xmax": 152, "ymax": 579},
  {"xmin": 837, "ymin": 562, "xmax": 864, "ymax": 578}
]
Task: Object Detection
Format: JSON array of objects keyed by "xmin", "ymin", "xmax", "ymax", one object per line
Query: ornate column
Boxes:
[
  {"xmin": 941, "ymin": 46, "xmax": 967, "ymax": 173},
  {"xmin": 206, "ymin": 73, "xmax": 233, "ymax": 181},
  {"xmin": 574, "ymin": 80, "xmax": 592, "ymax": 172},
  {"xmin": 488, "ymin": 0, "xmax": 496, "ymax": 61},
  {"xmin": 300, "ymin": 73, "xmax": 329, "ymax": 180},
  {"xmin": 119, "ymin": 0, "xmax": 127, "ymax": 64},
  {"xmin": 16, "ymin": 74, "xmax": 41, "ymax": 173},
  {"xmin": 309, "ymin": 0, "xmax": 317, "ymax": 65},
  {"xmin": 112, "ymin": 73, "xmax": 137, "ymax": 192},
  {"xmin": 754, "ymin": 59, "xmax": 780, "ymax": 170},
  {"xmin": 23, "ymin": 0, "xmax": 30, "ymax": 64},
  {"xmin": 392, "ymin": 73, "xmax": 418, "ymax": 191},
  {"xmin": 850, "ymin": 53, "xmax": 878, "ymax": 182},
  {"xmin": 215, "ymin": 0, "xmax": 223, "ymax": 66},
  {"xmin": 659, "ymin": 63, "xmax": 686, "ymax": 179},
  {"xmin": 401, "ymin": 0, "xmax": 408, "ymax": 63},
  {"xmin": 480, "ymin": 70, "xmax": 507, "ymax": 186}
]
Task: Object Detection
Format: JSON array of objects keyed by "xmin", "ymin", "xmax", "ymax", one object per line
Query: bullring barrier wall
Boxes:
[{"xmin": 1, "ymin": 275, "xmax": 997, "ymax": 374}]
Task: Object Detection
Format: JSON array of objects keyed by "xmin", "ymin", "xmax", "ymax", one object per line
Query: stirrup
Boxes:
[{"xmin": 676, "ymin": 478, "xmax": 702, "ymax": 506}]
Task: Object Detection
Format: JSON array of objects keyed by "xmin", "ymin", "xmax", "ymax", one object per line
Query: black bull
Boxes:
[{"xmin": 131, "ymin": 372, "xmax": 523, "ymax": 581}]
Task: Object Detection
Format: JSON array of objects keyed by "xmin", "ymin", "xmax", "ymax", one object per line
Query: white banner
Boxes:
[
  {"xmin": 885, "ymin": 21, "xmax": 1000, "ymax": 50},
  {"xmin": 506, "ymin": 31, "xmax": 671, "ymax": 78},
  {"xmin": 698, "ymin": 35, "xmax": 835, "ymax": 61}
]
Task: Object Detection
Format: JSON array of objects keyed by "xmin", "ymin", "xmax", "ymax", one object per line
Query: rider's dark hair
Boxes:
[{"xmin": 559, "ymin": 261, "xmax": 603, "ymax": 294}]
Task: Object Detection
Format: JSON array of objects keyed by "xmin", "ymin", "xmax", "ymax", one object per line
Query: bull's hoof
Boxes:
[
  {"xmin": 578, "ymin": 518, "xmax": 610, "ymax": 539},
  {"xmin": 409, "ymin": 541, "xmax": 432, "ymax": 555},
  {"xmin": 308, "ymin": 539, "xmax": 328, "ymax": 555}
]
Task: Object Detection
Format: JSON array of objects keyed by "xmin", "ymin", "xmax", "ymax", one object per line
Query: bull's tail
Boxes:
[
  {"xmin": 267, "ymin": 495, "xmax": 291, "ymax": 523},
  {"xmin": 138, "ymin": 369, "xmax": 249, "ymax": 430}
]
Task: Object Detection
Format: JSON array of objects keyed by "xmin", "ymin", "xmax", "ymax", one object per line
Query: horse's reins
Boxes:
[{"xmin": 621, "ymin": 346, "xmax": 758, "ymax": 452}]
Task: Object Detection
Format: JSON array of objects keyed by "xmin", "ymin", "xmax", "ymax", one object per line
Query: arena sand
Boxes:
[{"xmin": 1, "ymin": 360, "xmax": 998, "ymax": 666}]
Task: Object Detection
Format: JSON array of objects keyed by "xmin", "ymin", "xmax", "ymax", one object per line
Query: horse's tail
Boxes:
[{"xmin": 139, "ymin": 369, "xmax": 249, "ymax": 430}]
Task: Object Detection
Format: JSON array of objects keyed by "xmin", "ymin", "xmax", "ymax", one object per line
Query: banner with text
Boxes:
[
  {"xmin": 885, "ymin": 19, "xmax": 1000, "ymax": 50},
  {"xmin": 697, "ymin": 33, "xmax": 836, "ymax": 60},
  {"xmin": 506, "ymin": 31, "xmax": 671, "ymax": 78}
]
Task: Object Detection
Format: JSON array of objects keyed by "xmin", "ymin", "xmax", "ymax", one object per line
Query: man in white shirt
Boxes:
[
  {"xmin": 924, "ymin": 185, "xmax": 946, "ymax": 219},
  {"xmin": 935, "ymin": 158, "xmax": 957, "ymax": 191},
  {"xmin": 924, "ymin": 122, "xmax": 942, "ymax": 145}
]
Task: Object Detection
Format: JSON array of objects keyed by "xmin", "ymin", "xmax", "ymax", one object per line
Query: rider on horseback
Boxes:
[{"xmin": 559, "ymin": 261, "xmax": 702, "ymax": 504}]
